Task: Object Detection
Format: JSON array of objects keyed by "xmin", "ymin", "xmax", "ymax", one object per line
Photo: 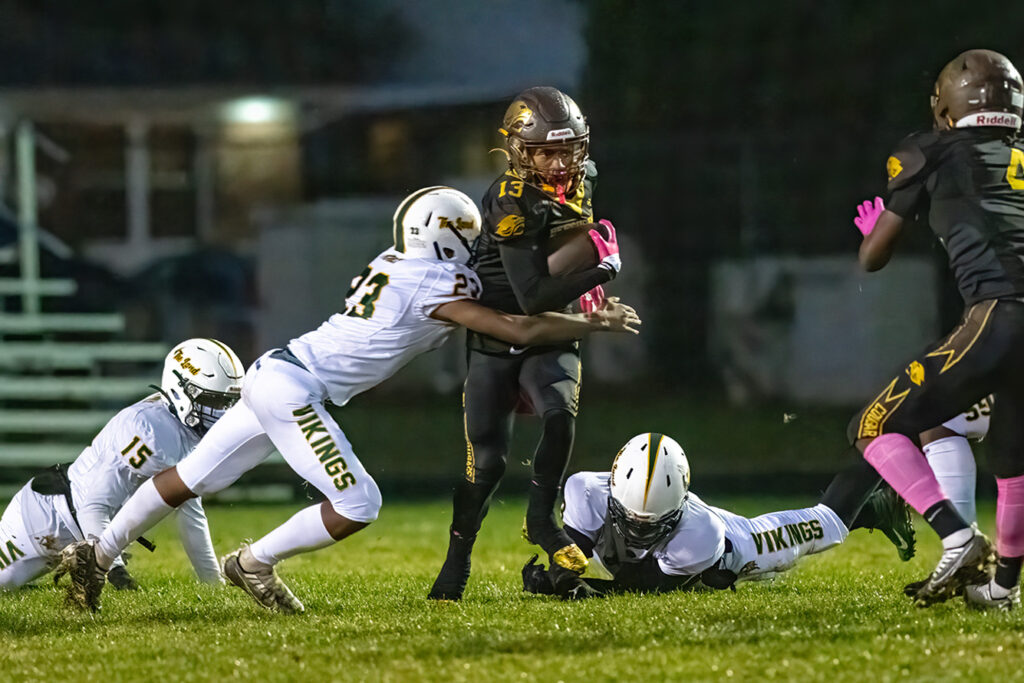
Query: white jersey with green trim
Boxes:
[
  {"xmin": 562, "ymin": 471, "xmax": 726, "ymax": 577},
  {"xmin": 288, "ymin": 249, "xmax": 481, "ymax": 407},
  {"xmin": 62, "ymin": 395, "xmax": 220, "ymax": 582},
  {"xmin": 563, "ymin": 471, "xmax": 847, "ymax": 582}
]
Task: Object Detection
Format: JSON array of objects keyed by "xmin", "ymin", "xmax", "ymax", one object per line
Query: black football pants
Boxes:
[
  {"xmin": 449, "ymin": 347, "xmax": 581, "ymax": 552},
  {"xmin": 848, "ymin": 298, "xmax": 1024, "ymax": 478}
]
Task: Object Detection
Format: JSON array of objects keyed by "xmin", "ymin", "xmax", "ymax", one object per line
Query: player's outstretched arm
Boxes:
[
  {"xmin": 432, "ymin": 296, "xmax": 640, "ymax": 346},
  {"xmin": 175, "ymin": 498, "xmax": 224, "ymax": 584}
]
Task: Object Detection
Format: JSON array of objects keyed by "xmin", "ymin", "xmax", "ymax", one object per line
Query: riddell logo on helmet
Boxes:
[
  {"xmin": 957, "ymin": 112, "xmax": 1023, "ymax": 128},
  {"xmin": 546, "ymin": 128, "xmax": 575, "ymax": 140}
]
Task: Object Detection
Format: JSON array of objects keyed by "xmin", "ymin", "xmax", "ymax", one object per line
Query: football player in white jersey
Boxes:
[
  {"xmin": 0, "ymin": 338, "xmax": 242, "ymax": 591},
  {"xmin": 59, "ymin": 186, "xmax": 641, "ymax": 613},
  {"xmin": 523, "ymin": 433, "xmax": 849, "ymax": 596},
  {"xmin": 524, "ymin": 402, "xmax": 995, "ymax": 598}
]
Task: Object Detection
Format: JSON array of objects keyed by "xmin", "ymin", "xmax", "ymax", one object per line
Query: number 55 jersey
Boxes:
[{"xmin": 287, "ymin": 247, "xmax": 482, "ymax": 407}]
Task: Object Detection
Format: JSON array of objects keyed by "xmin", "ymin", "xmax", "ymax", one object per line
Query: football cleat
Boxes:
[
  {"xmin": 551, "ymin": 543, "xmax": 589, "ymax": 574},
  {"xmin": 913, "ymin": 531, "xmax": 996, "ymax": 607},
  {"xmin": 865, "ymin": 485, "xmax": 916, "ymax": 561},
  {"xmin": 54, "ymin": 540, "xmax": 107, "ymax": 612},
  {"xmin": 222, "ymin": 547, "xmax": 304, "ymax": 614},
  {"xmin": 427, "ymin": 528, "xmax": 476, "ymax": 601},
  {"xmin": 964, "ymin": 581, "xmax": 1021, "ymax": 611}
]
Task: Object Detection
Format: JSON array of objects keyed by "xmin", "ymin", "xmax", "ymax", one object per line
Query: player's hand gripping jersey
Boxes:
[
  {"xmin": 470, "ymin": 162, "xmax": 612, "ymax": 354},
  {"xmin": 885, "ymin": 129, "xmax": 1024, "ymax": 305},
  {"xmin": 287, "ymin": 248, "xmax": 481, "ymax": 406}
]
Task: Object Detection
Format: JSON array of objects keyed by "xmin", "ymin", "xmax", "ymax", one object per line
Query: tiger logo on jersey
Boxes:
[
  {"xmin": 495, "ymin": 214, "xmax": 526, "ymax": 238},
  {"xmin": 887, "ymin": 156, "xmax": 904, "ymax": 181},
  {"xmin": 906, "ymin": 360, "xmax": 925, "ymax": 386}
]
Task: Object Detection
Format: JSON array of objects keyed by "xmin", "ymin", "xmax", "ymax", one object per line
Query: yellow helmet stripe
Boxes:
[
  {"xmin": 204, "ymin": 338, "xmax": 240, "ymax": 375},
  {"xmin": 643, "ymin": 432, "xmax": 665, "ymax": 510}
]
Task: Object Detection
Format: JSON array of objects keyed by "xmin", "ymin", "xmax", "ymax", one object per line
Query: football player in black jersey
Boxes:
[
  {"xmin": 845, "ymin": 49, "xmax": 1024, "ymax": 610},
  {"xmin": 429, "ymin": 87, "xmax": 622, "ymax": 601}
]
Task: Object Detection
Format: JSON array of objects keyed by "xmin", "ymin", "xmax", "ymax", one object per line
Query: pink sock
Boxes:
[
  {"xmin": 996, "ymin": 474, "xmax": 1024, "ymax": 557},
  {"xmin": 863, "ymin": 433, "xmax": 948, "ymax": 515}
]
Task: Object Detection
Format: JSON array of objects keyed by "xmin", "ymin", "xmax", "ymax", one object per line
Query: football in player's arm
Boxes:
[
  {"xmin": 58, "ymin": 187, "xmax": 640, "ymax": 613},
  {"xmin": 432, "ymin": 86, "xmax": 624, "ymax": 603},
  {"xmin": 0, "ymin": 339, "xmax": 242, "ymax": 591}
]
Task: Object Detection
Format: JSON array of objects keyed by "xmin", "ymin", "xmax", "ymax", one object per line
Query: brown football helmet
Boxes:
[
  {"xmin": 931, "ymin": 49, "xmax": 1024, "ymax": 130},
  {"xmin": 499, "ymin": 86, "xmax": 589, "ymax": 195}
]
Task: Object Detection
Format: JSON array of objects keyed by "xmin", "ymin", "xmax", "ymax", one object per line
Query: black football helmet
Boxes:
[
  {"xmin": 931, "ymin": 49, "xmax": 1023, "ymax": 131},
  {"xmin": 499, "ymin": 86, "xmax": 589, "ymax": 196}
]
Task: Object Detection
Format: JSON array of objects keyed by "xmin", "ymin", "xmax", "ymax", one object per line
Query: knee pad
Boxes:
[{"xmin": 329, "ymin": 473, "xmax": 382, "ymax": 524}]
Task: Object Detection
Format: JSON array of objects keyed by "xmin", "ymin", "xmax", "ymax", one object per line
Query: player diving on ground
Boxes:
[
  {"xmin": 57, "ymin": 186, "xmax": 641, "ymax": 613},
  {"xmin": 0, "ymin": 339, "xmax": 240, "ymax": 591},
  {"xmin": 522, "ymin": 433, "xmax": 855, "ymax": 596}
]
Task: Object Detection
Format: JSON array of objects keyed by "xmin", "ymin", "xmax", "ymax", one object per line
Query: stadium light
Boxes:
[{"xmin": 220, "ymin": 97, "xmax": 293, "ymax": 125}]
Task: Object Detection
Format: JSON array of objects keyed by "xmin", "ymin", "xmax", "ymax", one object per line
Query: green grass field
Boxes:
[{"xmin": 1, "ymin": 497, "xmax": 1021, "ymax": 682}]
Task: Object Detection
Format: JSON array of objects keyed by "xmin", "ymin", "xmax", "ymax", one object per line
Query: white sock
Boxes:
[
  {"xmin": 248, "ymin": 504, "xmax": 335, "ymax": 566},
  {"xmin": 941, "ymin": 527, "xmax": 974, "ymax": 550},
  {"xmin": 923, "ymin": 436, "xmax": 977, "ymax": 524},
  {"xmin": 95, "ymin": 478, "xmax": 174, "ymax": 570}
]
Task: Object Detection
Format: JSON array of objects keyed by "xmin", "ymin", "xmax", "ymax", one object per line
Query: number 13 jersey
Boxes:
[{"xmin": 288, "ymin": 248, "xmax": 482, "ymax": 407}]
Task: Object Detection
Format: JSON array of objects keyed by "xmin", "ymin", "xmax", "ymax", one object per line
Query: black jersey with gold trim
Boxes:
[
  {"xmin": 885, "ymin": 128, "xmax": 1024, "ymax": 305},
  {"xmin": 475, "ymin": 161, "xmax": 597, "ymax": 313}
]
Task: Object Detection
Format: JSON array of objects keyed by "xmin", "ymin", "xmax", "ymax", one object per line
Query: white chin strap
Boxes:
[{"xmin": 955, "ymin": 112, "xmax": 1022, "ymax": 129}]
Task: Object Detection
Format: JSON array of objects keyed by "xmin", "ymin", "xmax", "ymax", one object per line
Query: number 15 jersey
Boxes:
[{"xmin": 288, "ymin": 248, "xmax": 482, "ymax": 407}]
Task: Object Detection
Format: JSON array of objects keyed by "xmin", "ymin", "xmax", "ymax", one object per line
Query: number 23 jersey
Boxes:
[{"xmin": 288, "ymin": 248, "xmax": 482, "ymax": 407}]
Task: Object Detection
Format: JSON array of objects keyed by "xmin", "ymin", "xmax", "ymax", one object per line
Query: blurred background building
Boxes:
[{"xmin": 0, "ymin": 0, "xmax": 1019, "ymax": 488}]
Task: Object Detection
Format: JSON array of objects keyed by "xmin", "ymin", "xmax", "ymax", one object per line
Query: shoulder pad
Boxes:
[
  {"xmin": 886, "ymin": 132, "xmax": 933, "ymax": 192},
  {"xmin": 583, "ymin": 159, "xmax": 598, "ymax": 180}
]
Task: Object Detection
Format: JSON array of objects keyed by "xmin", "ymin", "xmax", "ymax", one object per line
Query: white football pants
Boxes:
[
  {"xmin": 0, "ymin": 485, "xmax": 79, "ymax": 590},
  {"xmin": 176, "ymin": 353, "xmax": 381, "ymax": 523},
  {"xmin": 714, "ymin": 503, "xmax": 848, "ymax": 580}
]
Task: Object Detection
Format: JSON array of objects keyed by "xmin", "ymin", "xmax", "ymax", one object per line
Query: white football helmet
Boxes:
[
  {"xmin": 392, "ymin": 186, "xmax": 481, "ymax": 264},
  {"xmin": 608, "ymin": 433, "xmax": 691, "ymax": 548},
  {"xmin": 160, "ymin": 338, "xmax": 244, "ymax": 434}
]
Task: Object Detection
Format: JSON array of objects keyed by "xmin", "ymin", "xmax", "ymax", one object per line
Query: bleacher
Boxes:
[{"xmin": 0, "ymin": 277, "xmax": 167, "ymax": 467}]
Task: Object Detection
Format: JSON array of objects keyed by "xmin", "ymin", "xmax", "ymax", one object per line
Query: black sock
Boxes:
[
  {"xmin": 995, "ymin": 556, "xmax": 1023, "ymax": 590},
  {"xmin": 820, "ymin": 457, "xmax": 883, "ymax": 529},
  {"xmin": 922, "ymin": 500, "xmax": 970, "ymax": 539},
  {"xmin": 451, "ymin": 479, "xmax": 499, "ymax": 538},
  {"xmin": 526, "ymin": 481, "xmax": 573, "ymax": 553}
]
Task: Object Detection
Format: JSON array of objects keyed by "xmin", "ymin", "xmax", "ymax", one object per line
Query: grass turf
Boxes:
[{"xmin": 1, "ymin": 497, "xmax": 1022, "ymax": 682}]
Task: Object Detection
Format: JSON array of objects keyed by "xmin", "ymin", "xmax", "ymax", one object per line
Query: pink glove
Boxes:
[
  {"xmin": 589, "ymin": 219, "xmax": 621, "ymax": 275},
  {"xmin": 579, "ymin": 284, "xmax": 606, "ymax": 313},
  {"xmin": 853, "ymin": 196, "xmax": 885, "ymax": 237}
]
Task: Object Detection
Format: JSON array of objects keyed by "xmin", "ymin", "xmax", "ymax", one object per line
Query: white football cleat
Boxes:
[{"xmin": 964, "ymin": 581, "xmax": 1020, "ymax": 611}]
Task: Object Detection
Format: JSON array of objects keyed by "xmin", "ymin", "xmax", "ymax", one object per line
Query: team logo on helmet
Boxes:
[{"xmin": 501, "ymin": 103, "xmax": 534, "ymax": 137}]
